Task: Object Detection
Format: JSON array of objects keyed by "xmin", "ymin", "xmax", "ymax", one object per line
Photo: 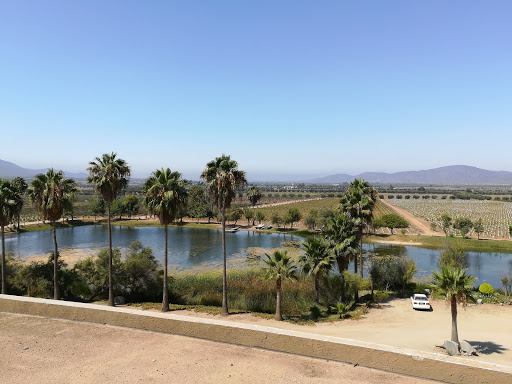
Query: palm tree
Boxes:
[
  {"xmin": 11, "ymin": 177, "xmax": 28, "ymax": 232},
  {"xmin": 201, "ymin": 154, "xmax": 247, "ymax": 316},
  {"xmin": 262, "ymin": 250, "xmax": 297, "ymax": 321},
  {"xmin": 0, "ymin": 179, "xmax": 16, "ymax": 294},
  {"xmin": 324, "ymin": 214, "xmax": 359, "ymax": 275},
  {"xmin": 143, "ymin": 168, "xmax": 188, "ymax": 312},
  {"xmin": 87, "ymin": 153, "xmax": 130, "ymax": 306},
  {"xmin": 340, "ymin": 179, "xmax": 377, "ymax": 278},
  {"xmin": 431, "ymin": 266, "xmax": 476, "ymax": 345},
  {"xmin": 300, "ymin": 237, "xmax": 335, "ymax": 306},
  {"xmin": 28, "ymin": 169, "xmax": 77, "ymax": 300},
  {"xmin": 263, "ymin": 251, "xmax": 297, "ymax": 321}
]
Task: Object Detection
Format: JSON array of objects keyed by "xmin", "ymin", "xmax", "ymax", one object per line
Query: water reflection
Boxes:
[{"xmin": 5, "ymin": 226, "xmax": 512, "ymax": 286}]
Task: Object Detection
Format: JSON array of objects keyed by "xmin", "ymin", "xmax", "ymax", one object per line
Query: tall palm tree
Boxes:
[
  {"xmin": 201, "ymin": 154, "xmax": 247, "ymax": 316},
  {"xmin": 324, "ymin": 214, "xmax": 359, "ymax": 275},
  {"xmin": 11, "ymin": 177, "xmax": 28, "ymax": 232},
  {"xmin": 431, "ymin": 266, "xmax": 476, "ymax": 344},
  {"xmin": 143, "ymin": 168, "xmax": 188, "ymax": 312},
  {"xmin": 340, "ymin": 179, "xmax": 377, "ymax": 278},
  {"xmin": 0, "ymin": 179, "xmax": 16, "ymax": 294},
  {"xmin": 28, "ymin": 169, "xmax": 77, "ymax": 300},
  {"xmin": 87, "ymin": 153, "xmax": 130, "ymax": 306},
  {"xmin": 300, "ymin": 237, "xmax": 335, "ymax": 306},
  {"xmin": 262, "ymin": 250, "xmax": 297, "ymax": 321}
]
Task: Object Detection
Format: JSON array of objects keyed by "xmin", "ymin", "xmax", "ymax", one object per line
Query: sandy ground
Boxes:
[
  {"xmin": 0, "ymin": 312, "xmax": 435, "ymax": 384},
  {"xmin": 170, "ymin": 298, "xmax": 512, "ymax": 368},
  {"xmin": 379, "ymin": 199, "xmax": 444, "ymax": 236}
]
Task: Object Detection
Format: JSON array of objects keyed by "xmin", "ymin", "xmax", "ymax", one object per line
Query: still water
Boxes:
[
  {"xmin": 4, "ymin": 225, "xmax": 298, "ymax": 270},
  {"xmin": 5, "ymin": 226, "xmax": 512, "ymax": 286}
]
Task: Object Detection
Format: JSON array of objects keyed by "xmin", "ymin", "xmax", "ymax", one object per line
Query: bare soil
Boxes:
[{"xmin": 0, "ymin": 312, "xmax": 434, "ymax": 384}]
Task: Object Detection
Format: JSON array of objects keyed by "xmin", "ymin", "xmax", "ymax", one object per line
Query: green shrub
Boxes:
[{"xmin": 479, "ymin": 283, "xmax": 494, "ymax": 295}]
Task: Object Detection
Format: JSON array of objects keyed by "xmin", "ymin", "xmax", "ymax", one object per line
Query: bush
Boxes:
[{"xmin": 479, "ymin": 283, "xmax": 494, "ymax": 295}]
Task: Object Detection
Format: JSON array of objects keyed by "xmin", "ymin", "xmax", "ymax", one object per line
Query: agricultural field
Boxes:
[{"xmin": 387, "ymin": 198, "xmax": 512, "ymax": 239}]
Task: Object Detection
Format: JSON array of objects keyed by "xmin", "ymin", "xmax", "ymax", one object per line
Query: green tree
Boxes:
[
  {"xmin": 88, "ymin": 197, "xmax": 106, "ymax": 222},
  {"xmin": 123, "ymin": 195, "xmax": 140, "ymax": 218},
  {"xmin": 431, "ymin": 266, "xmax": 476, "ymax": 344},
  {"xmin": 111, "ymin": 198, "xmax": 124, "ymax": 219},
  {"xmin": 287, "ymin": 207, "xmax": 302, "ymax": 229},
  {"xmin": 340, "ymin": 179, "xmax": 377, "ymax": 278},
  {"xmin": 123, "ymin": 241, "xmax": 159, "ymax": 299},
  {"xmin": 430, "ymin": 221, "xmax": 438, "ymax": 235},
  {"xmin": 242, "ymin": 207, "xmax": 254, "ymax": 226},
  {"xmin": 271, "ymin": 213, "xmax": 282, "ymax": 228},
  {"xmin": 376, "ymin": 214, "xmax": 409, "ymax": 234},
  {"xmin": 440, "ymin": 214, "xmax": 452, "ymax": 237},
  {"xmin": 87, "ymin": 152, "xmax": 131, "ymax": 306},
  {"xmin": 187, "ymin": 185, "xmax": 209, "ymax": 223},
  {"xmin": 262, "ymin": 250, "xmax": 297, "ymax": 320},
  {"xmin": 28, "ymin": 169, "xmax": 77, "ymax": 300},
  {"xmin": 300, "ymin": 237, "xmax": 335, "ymax": 306},
  {"xmin": 75, "ymin": 247, "xmax": 123, "ymax": 301},
  {"xmin": 11, "ymin": 177, "xmax": 28, "ymax": 232},
  {"xmin": 304, "ymin": 209, "xmax": 319, "ymax": 230},
  {"xmin": 143, "ymin": 168, "xmax": 188, "ymax": 312},
  {"xmin": 228, "ymin": 207, "xmax": 243, "ymax": 225},
  {"xmin": 473, "ymin": 218, "xmax": 484, "ymax": 240},
  {"xmin": 255, "ymin": 211, "xmax": 265, "ymax": 224},
  {"xmin": 247, "ymin": 186, "xmax": 262, "ymax": 207},
  {"xmin": 454, "ymin": 217, "xmax": 473, "ymax": 238},
  {"xmin": 201, "ymin": 154, "xmax": 247, "ymax": 316},
  {"xmin": 0, "ymin": 179, "xmax": 16, "ymax": 294}
]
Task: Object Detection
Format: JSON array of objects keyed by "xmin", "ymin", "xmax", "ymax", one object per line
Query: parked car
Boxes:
[{"xmin": 410, "ymin": 294, "xmax": 431, "ymax": 310}]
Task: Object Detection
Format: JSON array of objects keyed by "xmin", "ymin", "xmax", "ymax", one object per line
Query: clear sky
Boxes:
[{"xmin": 1, "ymin": 1, "xmax": 511, "ymax": 180}]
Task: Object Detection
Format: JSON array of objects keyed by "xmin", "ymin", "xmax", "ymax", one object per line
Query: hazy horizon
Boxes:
[{"xmin": 2, "ymin": 1, "xmax": 511, "ymax": 178}]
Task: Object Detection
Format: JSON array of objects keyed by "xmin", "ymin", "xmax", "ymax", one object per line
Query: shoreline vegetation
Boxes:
[{"xmin": 7, "ymin": 215, "xmax": 512, "ymax": 254}]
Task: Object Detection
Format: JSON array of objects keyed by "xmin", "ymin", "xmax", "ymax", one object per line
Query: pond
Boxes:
[
  {"xmin": 4, "ymin": 225, "xmax": 299, "ymax": 271},
  {"xmin": 5, "ymin": 226, "xmax": 512, "ymax": 287},
  {"xmin": 362, "ymin": 243, "xmax": 512, "ymax": 288}
]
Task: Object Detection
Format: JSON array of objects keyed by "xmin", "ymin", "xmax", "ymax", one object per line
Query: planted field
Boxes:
[
  {"xmin": 387, "ymin": 198, "xmax": 512, "ymax": 239},
  {"xmin": 256, "ymin": 198, "xmax": 339, "ymax": 226}
]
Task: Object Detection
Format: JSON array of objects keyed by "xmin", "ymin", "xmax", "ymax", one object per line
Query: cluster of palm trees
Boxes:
[{"xmin": 0, "ymin": 153, "xmax": 247, "ymax": 317}]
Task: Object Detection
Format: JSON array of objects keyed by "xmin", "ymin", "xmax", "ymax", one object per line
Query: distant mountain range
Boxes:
[
  {"xmin": 0, "ymin": 159, "xmax": 88, "ymax": 179},
  {"xmin": 2, "ymin": 159, "xmax": 512, "ymax": 185},
  {"xmin": 310, "ymin": 165, "xmax": 512, "ymax": 185}
]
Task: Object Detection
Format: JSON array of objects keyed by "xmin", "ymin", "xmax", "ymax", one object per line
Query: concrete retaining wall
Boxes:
[{"xmin": 1, "ymin": 295, "xmax": 510, "ymax": 384}]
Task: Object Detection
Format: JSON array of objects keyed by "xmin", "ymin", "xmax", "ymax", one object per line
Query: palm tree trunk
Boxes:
[
  {"xmin": 52, "ymin": 221, "xmax": 60, "ymax": 300},
  {"xmin": 221, "ymin": 209, "xmax": 228, "ymax": 316},
  {"xmin": 359, "ymin": 236, "xmax": 364, "ymax": 278},
  {"xmin": 1, "ymin": 224, "xmax": 6, "ymax": 294},
  {"xmin": 17, "ymin": 213, "xmax": 20, "ymax": 232},
  {"xmin": 162, "ymin": 223, "xmax": 169, "ymax": 312},
  {"xmin": 451, "ymin": 295, "xmax": 459, "ymax": 344},
  {"xmin": 107, "ymin": 202, "xmax": 114, "ymax": 306},
  {"xmin": 314, "ymin": 271, "xmax": 320, "ymax": 306},
  {"xmin": 275, "ymin": 277, "xmax": 282, "ymax": 321}
]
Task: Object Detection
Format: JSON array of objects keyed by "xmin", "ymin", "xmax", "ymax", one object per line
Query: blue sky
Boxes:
[{"xmin": 1, "ymin": 1, "xmax": 511, "ymax": 180}]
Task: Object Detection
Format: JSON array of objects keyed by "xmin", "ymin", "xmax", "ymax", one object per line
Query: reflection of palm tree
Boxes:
[
  {"xmin": 143, "ymin": 169, "xmax": 188, "ymax": 312},
  {"xmin": 87, "ymin": 153, "xmax": 130, "ymax": 306},
  {"xmin": 262, "ymin": 250, "xmax": 297, "ymax": 320},
  {"xmin": 201, "ymin": 155, "xmax": 247, "ymax": 316},
  {"xmin": 431, "ymin": 266, "xmax": 476, "ymax": 344},
  {"xmin": 29, "ymin": 169, "xmax": 77, "ymax": 300},
  {"xmin": 1, "ymin": 179, "xmax": 16, "ymax": 294}
]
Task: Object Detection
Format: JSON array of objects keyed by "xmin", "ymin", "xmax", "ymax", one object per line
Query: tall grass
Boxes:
[{"xmin": 171, "ymin": 269, "xmax": 315, "ymax": 316}]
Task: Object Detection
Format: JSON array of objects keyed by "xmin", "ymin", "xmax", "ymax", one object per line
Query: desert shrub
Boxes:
[{"xmin": 479, "ymin": 283, "xmax": 494, "ymax": 295}]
